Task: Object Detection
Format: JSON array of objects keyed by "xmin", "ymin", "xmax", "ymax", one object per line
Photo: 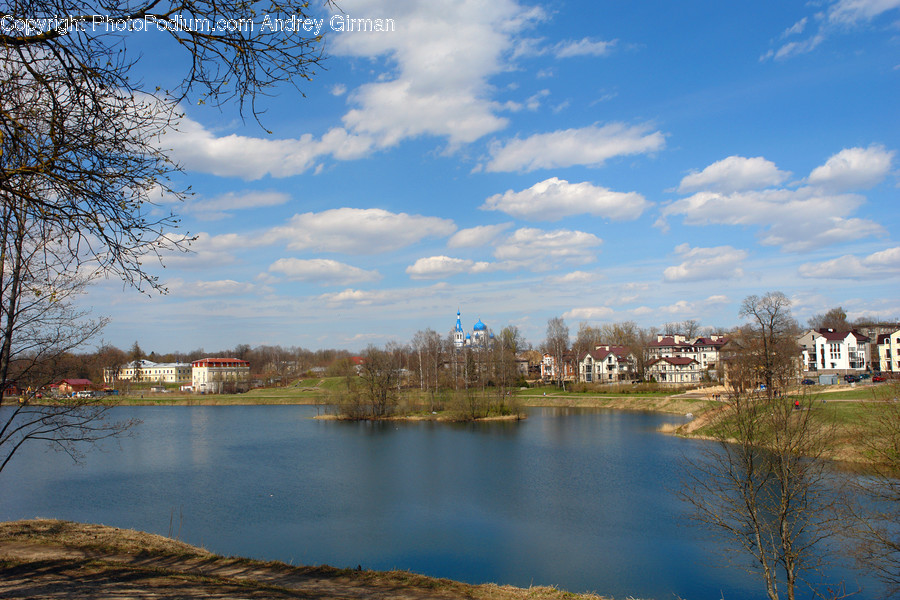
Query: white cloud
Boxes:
[
  {"xmin": 663, "ymin": 244, "xmax": 748, "ymax": 282},
  {"xmin": 482, "ymin": 177, "xmax": 650, "ymax": 221},
  {"xmin": 677, "ymin": 156, "xmax": 791, "ymax": 194},
  {"xmin": 268, "ymin": 208, "xmax": 457, "ymax": 254},
  {"xmin": 165, "ymin": 115, "xmax": 374, "ymax": 180},
  {"xmin": 762, "ymin": 0, "xmax": 900, "ymax": 60},
  {"xmin": 554, "ymin": 37, "xmax": 617, "ymax": 58},
  {"xmin": 544, "ymin": 271, "xmax": 600, "ymax": 285},
  {"xmin": 331, "ymin": 84, "xmax": 347, "ymax": 96},
  {"xmin": 493, "ymin": 227, "xmax": 601, "ymax": 268},
  {"xmin": 268, "ymin": 258, "xmax": 381, "ymax": 285},
  {"xmin": 447, "ymin": 223, "xmax": 512, "ymax": 248},
  {"xmin": 654, "ymin": 295, "xmax": 731, "ymax": 316},
  {"xmin": 662, "ymin": 149, "xmax": 890, "ymax": 251},
  {"xmin": 156, "ymin": 231, "xmax": 264, "ymax": 268},
  {"xmin": 798, "ymin": 246, "xmax": 900, "ymax": 279},
  {"xmin": 829, "ymin": 0, "xmax": 900, "ymax": 24},
  {"xmin": 186, "ymin": 190, "xmax": 290, "ymax": 220},
  {"xmin": 807, "ymin": 144, "xmax": 894, "ymax": 190},
  {"xmin": 164, "ymin": 278, "xmax": 257, "ymax": 297},
  {"xmin": 331, "ymin": 0, "xmax": 545, "ymax": 148},
  {"xmin": 484, "ymin": 122, "xmax": 665, "ymax": 172},
  {"xmin": 318, "ymin": 288, "xmax": 392, "ymax": 306},
  {"xmin": 563, "ymin": 306, "xmax": 614, "ymax": 320},
  {"xmin": 406, "ymin": 256, "xmax": 496, "ymax": 280}
]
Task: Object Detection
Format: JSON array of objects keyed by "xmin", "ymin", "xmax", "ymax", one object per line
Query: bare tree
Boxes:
[
  {"xmin": 682, "ymin": 292, "xmax": 844, "ymax": 600},
  {"xmin": 681, "ymin": 392, "xmax": 844, "ymax": 600},
  {"xmin": 1, "ymin": 1, "xmax": 328, "ymax": 471},
  {"xmin": 543, "ymin": 317, "xmax": 569, "ymax": 389},
  {"xmin": 847, "ymin": 384, "xmax": 900, "ymax": 596},
  {"xmin": 573, "ymin": 322, "xmax": 601, "ymax": 357},
  {"xmin": 739, "ymin": 292, "xmax": 800, "ymax": 398},
  {"xmin": 356, "ymin": 345, "xmax": 402, "ymax": 419}
]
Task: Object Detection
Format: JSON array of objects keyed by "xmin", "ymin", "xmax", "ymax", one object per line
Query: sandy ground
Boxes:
[{"xmin": 0, "ymin": 520, "xmax": 609, "ymax": 600}]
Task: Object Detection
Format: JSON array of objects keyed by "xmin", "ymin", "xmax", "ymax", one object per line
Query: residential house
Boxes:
[
  {"xmin": 646, "ymin": 357, "xmax": 702, "ymax": 384},
  {"xmin": 540, "ymin": 353, "xmax": 576, "ymax": 382},
  {"xmin": 577, "ymin": 345, "xmax": 636, "ymax": 384},
  {"xmin": 192, "ymin": 358, "xmax": 251, "ymax": 394},
  {"xmin": 876, "ymin": 329, "xmax": 900, "ymax": 375},
  {"xmin": 798, "ymin": 329, "xmax": 870, "ymax": 374},
  {"xmin": 646, "ymin": 334, "xmax": 728, "ymax": 379},
  {"xmin": 52, "ymin": 378, "xmax": 93, "ymax": 395}
]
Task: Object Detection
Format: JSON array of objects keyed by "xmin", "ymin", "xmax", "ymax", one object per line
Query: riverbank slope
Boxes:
[{"xmin": 0, "ymin": 519, "xmax": 610, "ymax": 600}]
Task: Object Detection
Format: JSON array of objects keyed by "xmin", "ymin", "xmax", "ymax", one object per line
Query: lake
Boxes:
[{"xmin": 0, "ymin": 405, "xmax": 881, "ymax": 599}]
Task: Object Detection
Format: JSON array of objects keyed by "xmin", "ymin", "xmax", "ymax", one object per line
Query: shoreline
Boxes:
[{"xmin": 0, "ymin": 519, "xmax": 609, "ymax": 600}]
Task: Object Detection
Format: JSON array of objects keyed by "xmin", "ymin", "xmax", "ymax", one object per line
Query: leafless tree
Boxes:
[
  {"xmin": 1, "ymin": 1, "xmax": 328, "ymax": 470},
  {"xmin": 681, "ymin": 391, "xmax": 845, "ymax": 600},
  {"xmin": 682, "ymin": 292, "xmax": 845, "ymax": 600},
  {"xmin": 807, "ymin": 307, "xmax": 850, "ymax": 331},
  {"xmin": 846, "ymin": 384, "xmax": 900, "ymax": 596},
  {"xmin": 738, "ymin": 292, "xmax": 800, "ymax": 398},
  {"xmin": 573, "ymin": 322, "xmax": 601, "ymax": 358},
  {"xmin": 543, "ymin": 317, "xmax": 569, "ymax": 389}
]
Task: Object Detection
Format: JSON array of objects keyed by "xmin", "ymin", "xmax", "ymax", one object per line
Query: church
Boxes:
[{"xmin": 452, "ymin": 309, "xmax": 492, "ymax": 349}]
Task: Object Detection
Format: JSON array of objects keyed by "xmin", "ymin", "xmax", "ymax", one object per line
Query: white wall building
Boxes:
[
  {"xmin": 104, "ymin": 360, "xmax": 191, "ymax": 384},
  {"xmin": 191, "ymin": 358, "xmax": 251, "ymax": 394},
  {"xmin": 876, "ymin": 329, "xmax": 900, "ymax": 375},
  {"xmin": 799, "ymin": 329, "xmax": 870, "ymax": 373}
]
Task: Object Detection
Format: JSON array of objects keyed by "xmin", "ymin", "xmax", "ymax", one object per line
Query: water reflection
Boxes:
[{"xmin": 0, "ymin": 405, "xmax": 884, "ymax": 599}]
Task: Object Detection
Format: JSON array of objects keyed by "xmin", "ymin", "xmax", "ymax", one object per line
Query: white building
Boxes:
[
  {"xmin": 646, "ymin": 334, "xmax": 728, "ymax": 377},
  {"xmin": 646, "ymin": 356, "xmax": 702, "ymax": 383},
  {"xmin": 104, "ymin": 359, "xmax": 191, "ymax": 384},
  {"xmin": 876, "ymin": 329, "xmax": 900, "ymax": 375},
  {"xmin": 577, "ymin": 345, "xmax": 636, "ymax": 384},
  {"xmin": 192, "ymin": 358, "xmax": 251, "ymax": 394},
  {"xmin": 798, "ymin": 329, "xmax": 870, "ymax": 373}
]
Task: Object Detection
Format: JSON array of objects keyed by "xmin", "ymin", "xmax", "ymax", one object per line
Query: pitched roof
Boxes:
[
  {"xmin": 648, "ymin": 357, "xmax": 699, "ymax": 367},
  {"xmin": 815, "ymin": 329, "xmax": 870, "ymax": 343}
]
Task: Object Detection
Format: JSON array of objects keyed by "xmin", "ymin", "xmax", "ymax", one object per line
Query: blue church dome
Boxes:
[{"xmin": 474, "ymin": 318, "xmax": 486, "ymax": 331}]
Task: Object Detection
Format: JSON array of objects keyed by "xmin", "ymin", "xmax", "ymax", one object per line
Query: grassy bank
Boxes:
[{"xmin": 0, "ymin": 519, "xmax": 611, "ymax": 600}]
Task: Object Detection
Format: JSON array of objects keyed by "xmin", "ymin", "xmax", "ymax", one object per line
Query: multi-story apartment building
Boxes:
[
  {"xmin": 646, "ymin": 334, "xmax": 728, "ymax": 378},
  {"xmin": 577, "ymin": 345, "xmax": 636, "ymax": 384},
  {"xmin": 798, "ymin": 329, "xmax": 870, "ymax": 373},
  {"xmin": 876, "ymin": 329, "xmax": 900, "ymax": 375}
]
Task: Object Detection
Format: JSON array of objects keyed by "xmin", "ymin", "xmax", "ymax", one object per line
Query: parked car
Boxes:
[
  {"xmin": 801, "ymin": 378, "xmax": 816, "ymax": 385},
  {"xmin": 843, "ymin": 374, "xmax": 860, "ymax": 383},
  {"xmin": 859, "ymin": 373, "xmax": 871, "ymax": 379},
  {"xmin": 872, "ymin": 375, "xmax": 886, "ymax": 382}
]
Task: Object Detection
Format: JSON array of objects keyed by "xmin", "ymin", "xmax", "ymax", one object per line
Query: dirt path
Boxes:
[{"xmin": 0, "ymin": 520, "xmax": 608, "ymax": 600}]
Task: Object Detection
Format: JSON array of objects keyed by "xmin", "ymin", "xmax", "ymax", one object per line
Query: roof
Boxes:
[
  {"xmin": 53, "ymin": 378, "xmax": 93, "ymax": 386},
  {"xmin": 473, "ymin": 318, "xmax": 486, "ymax": 331},
  {"xmin": 648, "ymin": 357, "xmax": 699, "ymax": 367},
  {"xmin": 192, "ymin": 358, "xmax": 250, "ymax": 367},
  {"xmin": 815, "ymin": 329, "xmax": 870, "ymax": 343}
]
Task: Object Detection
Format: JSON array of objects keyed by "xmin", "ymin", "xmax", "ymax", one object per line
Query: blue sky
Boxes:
[{"xmin": 84, "ymin": 0, "xmax": 900, "ymax": 353}]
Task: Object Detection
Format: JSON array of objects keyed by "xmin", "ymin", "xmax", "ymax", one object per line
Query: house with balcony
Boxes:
[
  {"xmin": 646, "ymin": 334, "xmax": 728, "ymax": 380},
  {"xmin": 646, "ymin": 356, "xmax": 702, "ymax": 384},
  {"xmin": 798, "ymin": 329, "xmax": 870, "ymax": 374},
  {"xmin": 577, "ymin": 345, "xmax": 636, "ymax": 384},
  {"xmin": 876, "ymin": 329, "xmax": 900, "ymax": 375}
]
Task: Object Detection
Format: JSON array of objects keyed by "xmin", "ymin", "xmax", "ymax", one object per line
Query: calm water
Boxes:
[{"xmin": 0, "ymin": 406, "xmax": 880, "ymax": 599}]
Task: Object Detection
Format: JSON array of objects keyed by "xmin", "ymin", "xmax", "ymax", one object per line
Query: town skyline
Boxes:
[{"xmin": 74, "ymin": 0, "xmax": 899, "ymax": 353}]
